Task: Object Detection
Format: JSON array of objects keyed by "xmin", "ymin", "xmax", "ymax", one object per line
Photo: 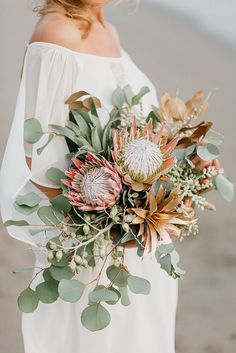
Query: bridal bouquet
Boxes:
[{"xmin": 5, "ymin": 86, "xmax": 234, "ymax": 331}]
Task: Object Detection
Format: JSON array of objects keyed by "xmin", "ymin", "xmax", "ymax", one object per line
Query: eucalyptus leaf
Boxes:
[
  {"xmin": 29, "ymin": 227, "xmax": 55, "ymax": 236},
  {"xmin": 36, "ymin": 280, "xmax": 59, "ymax": 304},
  {"xmin": 37, "ymin": 134, "xmax": 54, "ymax": 155},
  {"xmin": 214, "ymin": 174, "xmax": 234, "ymax": 202},
  {"xmin": 124, "ymin": 84, "xmax": 134, "ymax": 106},
  {"xmin": 13, "ymin": 267, "xmax": 35, "ymax": 274},
  {"xmin": 112, "ymin": 86, "xmax": 126, "ymax": 109},
  {"xmin": 119, "ymin": 286, "xmax": 131, "ymax": 306},
  {"xmin": 151, "ymin": 179, "xmax": 174, "ymax": 196},
  {"xmin": 88, "ymin": 285, "xmax": 119, "ymax": 303},
  {"xmin": 159, "ymin": 254, "xmax": 172, "ymax": 275},
  {"xmin": 49, "ymin": 265, "xmax": 73, "ymax": 281},
  {"xmin": 81, "ymin": 303, "xmax": 111, "ymax": 331},
  {"xmin": 173, "ymin": 144, "xmax": 196, "ymax": 160},
  {"xmin": 4, "ymin": 220, "xmax": 29, "ymax": 227},
  {"xmin": 37, "ymin": 206, "xmax": 63, "ymax": 225},
  {"xmin": 14, "ymin": 202, "xmax": 39, "ymax": 215},
  {"xmin": 45, "ymin": 167, "xmax": 65, "ymax": 185},
  {"xmin": 43, "ymin": 268, "xmax": 54, "ymax": 282},
  {"xmin": 24, "ymin": 118, "xmax": 43, "ymax": 144},
  {"xmin": 132, "ymin": 86, "xmax": 150, "ymax": 106},
  {"xmin": 106, "ymin": 265, "xmax": 129, "ymax": 287},
  {"xmin": 58, "ymin": 279, "xmax": 85, "ymax": 302},
  {"xmin": 157, "ymin": 243, "xmax": 175, "ymax": 255},
  {"xmin": 17, "ymin": 287, "xmax": 39, "ymax": 313},
  {"xmin": 170, "ymin": 249, "xmax": 180, "ymax": 266},
  {"xmin": 105, "ymin": 287, "xmax": 121, "ymax": 305},
  {"xmin": 50, "ymin": 195, "xmax": 71, "ymax": 214},
  {"xmin": 197, "ymin": 143, "xmax": 220, "ymax": 161},
  {"xmin": 16, "ymin": 192, "xmax": 42, "ymax": 207},
  {"xmin": 127, "ymin": 275, "xmax": 151, "ymax": 295}
]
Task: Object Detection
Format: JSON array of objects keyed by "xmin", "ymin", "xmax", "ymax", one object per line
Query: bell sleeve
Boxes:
[{"xmin": 0, "ymin": 43, "xmax": 81, "ymax": 247}]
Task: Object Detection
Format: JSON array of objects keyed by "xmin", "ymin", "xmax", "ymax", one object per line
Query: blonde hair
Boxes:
[{"xmin": 33, "ymin": 1, "xmax": 95, "ymax": 37}]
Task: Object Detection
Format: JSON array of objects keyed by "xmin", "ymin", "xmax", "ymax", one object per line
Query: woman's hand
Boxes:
[{"xmin": 25, "ymin": 156, "xmax": 62, "ymax": 200}]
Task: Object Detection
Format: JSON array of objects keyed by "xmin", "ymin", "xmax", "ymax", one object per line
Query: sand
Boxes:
[{"xmin": 0, "ymin": 2, "xmax": 236, "ymax": 353}]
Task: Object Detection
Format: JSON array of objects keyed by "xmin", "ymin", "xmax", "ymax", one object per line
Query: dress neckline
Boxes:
[{"xmin": 26, "ymin": 41, "xmax": 125, "ymax": 62}]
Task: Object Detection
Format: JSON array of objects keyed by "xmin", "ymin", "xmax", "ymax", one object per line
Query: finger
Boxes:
[{"xmin": 213, "ymin": 159, "xmax": 220, "ymax": 170}]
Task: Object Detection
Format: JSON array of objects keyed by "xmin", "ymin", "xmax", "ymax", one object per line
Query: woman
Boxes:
[{"xmin": 0, "ymin": 1, "xmax": 178, "ymax": 352}]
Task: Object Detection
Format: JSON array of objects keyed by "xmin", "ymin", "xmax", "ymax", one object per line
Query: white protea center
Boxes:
[
  {"xmin": 80, "ymin": 168, "xmax": 111, "ymax": 205},
  {"xmin": 123, "ymin": 138, "xmax": 163, "ymax": 182}
]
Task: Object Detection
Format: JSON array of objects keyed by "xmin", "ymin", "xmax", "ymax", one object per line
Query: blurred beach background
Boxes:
[{"xmin": 0, "ymin": 1, "xmax": 236, "ymax": 352}]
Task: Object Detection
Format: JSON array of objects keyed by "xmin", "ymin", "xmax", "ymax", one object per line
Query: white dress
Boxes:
[{"xmin": 0, "ymin": 41, "xmax": 178, "ymax": 353}]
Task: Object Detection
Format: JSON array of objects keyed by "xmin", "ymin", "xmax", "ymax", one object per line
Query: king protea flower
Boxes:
[
  {"xmin": 62, "ymin": 153, "xmax": 122, "ymax": 211},
  {"xmin": 130, "ymin": 186, "xmax": 194, "ymax": 257},
  {"xmin": 111, "ymin": 117, "xmax": 178, "ymax": 191}
]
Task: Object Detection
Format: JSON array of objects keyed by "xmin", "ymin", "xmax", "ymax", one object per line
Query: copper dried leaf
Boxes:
[
  {"xmin": 65, "ymin": 91, "xmax": 90, "ymax": 105},
  {"xmin": 185, "ymin": 90, "xmax": 204, "ymax": 113}
]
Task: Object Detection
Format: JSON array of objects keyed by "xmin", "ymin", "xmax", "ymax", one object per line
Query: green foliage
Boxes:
[
  {"xmin": 81, "ymin": 303, "xmax": 111, "ymax": 331},
  {"xmin": 156, "ymin": 244, "xmax": 184, "ymax": 278},
  {"xmin": 123, "ymin": 84, "xmax": 134, "ymax": 106},
  {"xmin": 105, "ymin": 287, "xmax": 121, "ymax": 305},
  {"xmin": 45, "ymin": 167, "xmax": 65, "ymax": 186},
  {"xmin": 88, "ymin": 285, "xmax": 119, "ymax": 303},
  {"xmin": 159, "ymin": 253, "xmax": 172, "ymax": 275},
  {"xmin": 106, "ymin": 265, "xmax": 129, "ymax": 287},
  {"xmin": 24, "ymin": 118, "xmax": 43, "ymax": 144},
  {"xmin": 16, "ymin": 192, "xmax": 42, "ymax": 207},
  {"xmin": 37, "ymin": 206, "xmax": 63, "ymax": 225},
  {"xmin": 17, "ymin": 288, "xmax": 39, "ymax": 313},
  {"xmin": 14, "ymin": 203, "xmax": 39, "ymax": 215},
  {"xmin": 13, "ymin": 267, "xmax": 35, "ymax": 274},
  {"xmin": 50, "ymin": 195, "xmax": 71, "ymax": 214},
  {"xmin": 58, "ymin": 279, "xmax": 85, "ymax": 302},
  {"xmin": 173, "ymin": 144, "xmax": 196, "ymax": 160},
  {"xmin": 197, "ymin": 143, "xmax": 220, "ymax": 161},
  {"xmin": 49, "ymin": 124, "xmax": 79, "ymax": 145},
  {"xmin": 157, "ymin": 243, "xmax": 175, "ymax": 255},
  {"xmin": 37, "ymin": 134, "xmax": 54, "ymax": 155},
  {"xmin": 49, "ymin": 265, "xmax": 73, "ymax": 281},
  {"xmin": 14, "ymin": 192, "xmax": 41, "ymax": 216},
  {"xmin": 43, "ymin": 268, "xmax": 54, "ymax": 281},
  {"xmin": 35, "ymin": 281, "xmax": 59, "ymax": 304},
  {"xmin": 4, "ymin": 220, "xmax": 29, "ymax": 227},
  {"xmin": 132, "ymin": 86, "xmax": 150, "ymax": 106},
  {"xmin": 119, "ymin": 286, "xmax": 131, "ymax": 306},
  {"xmin": 50, "ymin": 252, "xmax": 68, "ymax": 268},
  {"xmin": 127, "ymin": 276, "xmax": 151, "ymax": 295},
  {"xmin": 112, "ymin": 86, "xmax": 126, "ymax": 109}
]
